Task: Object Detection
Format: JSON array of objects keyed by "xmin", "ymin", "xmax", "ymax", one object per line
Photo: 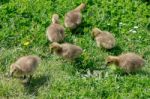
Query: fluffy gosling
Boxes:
[
  {"xmin": 46, "ymin": 14, "xmax": 65, "ymax": 42},
  {"xmin": 106, "ymin": 53, "xmax": 144, "ymax": 73},
  {"xmin": 10, "ymin": 55, "xmax": 41, "ymax": 83},
  {"xmin": 64, "ymin": 3, "xmax": 86, "ymax": 29},
  {"xmin": 92, "ymin": 28, "xmax": 116, "ymax": 49},
  {"xmin": 51, "ymin": 42, "xmax": 83, "ymax": 60}
]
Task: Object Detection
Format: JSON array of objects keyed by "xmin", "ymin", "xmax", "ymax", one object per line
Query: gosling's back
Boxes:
[
  {"xmin": 15, "ymin": 56, "xmax": 40, "ymax": 73},
  {"xmin": 96, "ymin": 31, "xmax": 115, "ymax": 49},
  {"xmin": 46, "ymin": 24, "xmax": 65, "ymax": 42},
  {"xmin": 55, "ymin": 43, "xmax": 82, "ymax": 59},
  {"xmin": 118, "ymin": 53, "xmax": 144, "ymax": 72}
]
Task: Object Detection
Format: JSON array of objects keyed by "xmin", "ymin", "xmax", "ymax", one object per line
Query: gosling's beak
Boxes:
[{"xmin": 92, "ymin": 37, "xmax": 94, "ymax": 40}]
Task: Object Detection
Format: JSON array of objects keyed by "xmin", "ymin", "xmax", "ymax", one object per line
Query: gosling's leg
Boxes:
[
  {"xmin": 23, "ymin": 75, "xmax": 27, "ymax": 79},
  {"xmin": 28, "ymin": 75, "xmax": 32, "ymax": 82},
  {"xmin": 22, "ymin": 75, "xmax": 29, "ymax": 84}
]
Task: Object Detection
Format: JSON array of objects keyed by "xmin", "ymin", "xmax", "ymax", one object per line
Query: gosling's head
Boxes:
[
  {"xmin": 92, "ymin": 28, "xmax": 102, "ymax": 38},
  {"xmin": 10, "ymin": 63, "xmax": 20, "ymax": 77},
  {"xmin": 52, "ymin": 14, "xmax": 59, "ymax": 24},
  {"xmin": 79, "ymin": 3, "xmax": 86, "ymax": 10},
  {"xmin": 75, "ymin": 3, "xmax": 86, "ymax": 11},
  {"xmin": 106, "ymin": 56, "xmax": 119, "ymax": 66},
  {"xmin": 50, "ymin": 42, "xmax": 62, "ymax": 53}
]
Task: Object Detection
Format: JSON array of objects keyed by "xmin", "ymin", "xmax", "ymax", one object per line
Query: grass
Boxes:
[{"xmin": 0, "ymin": 0, "xmax": 150, "ymax": 98}]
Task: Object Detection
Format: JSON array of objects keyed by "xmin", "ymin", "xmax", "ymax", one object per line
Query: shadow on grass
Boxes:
[
  {"xmin": 106, "ymin": 45, "xmax": 123, "ymax": 55},
  {"xmin": 142, "ymin": 0, "xmax": 150, "ymax": 5},
  {"xmin": 70, "ymin": 26, "xmax": 85, "ymax": 35},
  {"xmin": 71, "ymin": 56, "xmax": 104, "ymax": 74},
  {"xmin": 131, "ymin": 70, "xmax": 150, "ymax": 77},
  {"xmin": 70, "ymin": 20, "xmax": 91, "ymax": 35},
  {"xmin": 147, "ymin": 23, "xmax": 150, "ymax": 32},
  {"xmin": 24, "ymin": 75, "xmax": 50, "ymax": 96},
  {"xmin": 0, "ymin": 24, "xmax": 2, "ymax": 29},
  {"xmin": 113, "ymin": 69, "xmax": 150, "ymax": 77},
  {"xmin": 0, "ymin": 0, "xmax": 10, "ymax": 5}
]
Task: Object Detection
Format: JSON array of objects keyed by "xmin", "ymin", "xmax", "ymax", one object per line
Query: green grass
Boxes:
[{"xmin": 0, "ymin": 0, "xmax": 150, "ymax": 98}]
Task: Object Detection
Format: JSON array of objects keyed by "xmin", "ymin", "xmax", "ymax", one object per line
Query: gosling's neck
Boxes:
[
  {"xmin": 74, "ymin": 4, "xmax": 85, "ymax": 12},
  {"xmin": 52, "ymin": 15, "xmax": 59, "ymax": 24}
]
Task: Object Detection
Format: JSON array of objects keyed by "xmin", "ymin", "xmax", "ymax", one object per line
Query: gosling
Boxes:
[
  {"xmin": 106, "ymin": 53, "xmax": 144, "ymax": 73},
  {"xmin": 51, "ymin": 42, "xmax": 83, "ymax": 60},
  {"xmin": 64, "ymin": 3, "xmax": 86, "ymax": 29},
  {"xmin": 10, "ymin": 55, "xmax": 41, "ymax": 83},
  {"xmin": 92, "ymin": 28, "xmax": 116, "ymax": 49},
  {"xmin": 46, "ymin": 14, "xmax": 65, "ymax": 42}
]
